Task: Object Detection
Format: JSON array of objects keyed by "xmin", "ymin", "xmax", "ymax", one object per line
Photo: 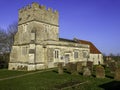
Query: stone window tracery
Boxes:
[{"xmin": 54, "ymin": 49, "xmax": 60, "ymax": 59}]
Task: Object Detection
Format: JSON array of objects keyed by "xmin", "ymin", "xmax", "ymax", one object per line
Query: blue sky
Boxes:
[{"xmin": 0, "ymin": 0, "xmax": 120, "ymax": 55}]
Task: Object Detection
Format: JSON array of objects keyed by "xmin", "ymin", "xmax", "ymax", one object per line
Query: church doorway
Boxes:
[{"xmin": 65, "ymin": 54, "xmax": 70, "ymax": 64}]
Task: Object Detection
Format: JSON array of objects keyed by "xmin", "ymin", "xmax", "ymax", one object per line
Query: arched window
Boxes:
[{"xmin": 54, "ymin": 49, "xmax": 60, "ymax": 59}]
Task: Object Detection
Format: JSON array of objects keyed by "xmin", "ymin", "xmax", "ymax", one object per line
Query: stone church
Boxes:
[{"xmin": 8, "ymin": 2, "xmax": 102, "ymax": 71}]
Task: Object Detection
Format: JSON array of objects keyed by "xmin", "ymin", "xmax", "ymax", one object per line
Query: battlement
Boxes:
[{"xmin": 18, "ymin": 2, "xmax": 59, "ymax": 26}]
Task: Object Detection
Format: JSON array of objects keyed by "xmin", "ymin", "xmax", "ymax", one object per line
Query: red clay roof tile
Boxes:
[{"xmin": 77, "ymin": 39, "xmax": 101, "ymax": 54}]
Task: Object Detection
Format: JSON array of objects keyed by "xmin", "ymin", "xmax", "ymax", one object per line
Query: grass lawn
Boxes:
[
  {"xmin": 0, "ymin": 69, "xmax": 30, "ymax": 79},
  {"xmin": 0, "ymin": 68, "xmax": 117, "ymax": 90}
]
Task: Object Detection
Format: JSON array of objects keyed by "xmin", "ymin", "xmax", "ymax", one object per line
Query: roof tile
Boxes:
[{"xmin": 77, "ymin": 39, "xmax": 101, "ymax": 54}]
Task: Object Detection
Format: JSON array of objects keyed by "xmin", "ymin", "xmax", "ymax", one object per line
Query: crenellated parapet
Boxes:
[{"xmin": 18, "ymin": 2, "xmax": 59, "ymax": 26}]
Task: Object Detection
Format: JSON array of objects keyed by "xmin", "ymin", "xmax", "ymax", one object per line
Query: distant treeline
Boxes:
[{"xmin": 103, "ymin": 55, "xmax": 120, "ymax": 61}]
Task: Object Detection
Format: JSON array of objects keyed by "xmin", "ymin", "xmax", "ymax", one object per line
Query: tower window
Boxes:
[{"xmin": 31, "ymin": 33, "xmax": 35, "ymax": 40}]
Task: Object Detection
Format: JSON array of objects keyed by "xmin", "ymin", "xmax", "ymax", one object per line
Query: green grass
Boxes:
[
  {"xmin": 0, "ymin": 69, "xmax": 30, "ymax": 79},
  {"xmin": 0, "ymin": 69, "xmax": 115, "ymax": 90}
]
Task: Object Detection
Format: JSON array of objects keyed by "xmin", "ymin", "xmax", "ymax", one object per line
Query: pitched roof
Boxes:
[
  {"xmin": 59, "ymin": 38, "xmax": 101, "ymax": 54},
  {"xmin": 59, "ymin": 38, "xmax": 77, "ymax": 43},
  {"xmin": 76, "ymin": 39, "xmax": 101, "ymax": 54}
]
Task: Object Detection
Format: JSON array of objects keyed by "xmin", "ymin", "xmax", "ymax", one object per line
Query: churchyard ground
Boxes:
[{"xmin": 0, "ymin": 67, "xmax": 119, "ymax": 90}]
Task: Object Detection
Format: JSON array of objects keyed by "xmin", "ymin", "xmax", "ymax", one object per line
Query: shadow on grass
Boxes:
[
  {"xmin": 54, "ymin": 80, "xmax": 82, "ymax": 89},
  {"xmin": 52, "ymin": 70, "xmax": 58, "ymax": 73},
  {"xmin": 78, "ymin": 72, "xmax": 83, "ymax": 75},
  {"xmin": 52, "ymin": 69, "xmax": 72, "ymax": 74},
  {"xmin": 63, "ymin": 69, "xmax": 71, "ymax": 74},
  {"xmin": 105, "ymin": 75, "xmax": 114, "ymax": 79},
  {"xmin": 52, "ymin": 68, "xmax": 84, "ymax": 75},
  {"xmin": 99, "ymin": 81, "xmax": 120, "ymax": 90},
  {"xmin": 92, "ymin": 74, "xmax": 96, "ymax": 78}
]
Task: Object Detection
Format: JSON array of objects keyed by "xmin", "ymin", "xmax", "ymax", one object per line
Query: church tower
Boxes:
[
  {"xmin": 8, "ymin": 2, "xmax": 59, "ymax": 71},
  {"xmin": 17, "ymin": 2, "xmax": 59, "ymax": 44}
]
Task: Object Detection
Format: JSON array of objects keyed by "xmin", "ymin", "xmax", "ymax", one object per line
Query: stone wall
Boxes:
[
  {"xmin": 14, "ymin": 21, "xmax": 59, "ymax": 45},
  {"xmin": 46, "ymin": 43, "xmax": 89, "ymax": 68},
  {"xmin": 89, "ymin": 54, "xmax": 103, "ymax": 65},
  {"xmin": 18, "ymin": 2, "xmax": 58, "ymax": 26}
]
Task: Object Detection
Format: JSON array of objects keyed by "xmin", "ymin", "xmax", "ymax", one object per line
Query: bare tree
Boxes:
[
  {"xmin": 7, "ymin": 22, "xmax": 18, "ymax": 38},
  {"xmin": 117, "ymin": 53, "xmax": 120, "ymax": 57},
  {"xmin": 109, "ymin": 53, "xmax": 114, "ymax": 57},
  {"xmin": 0, "ymin": 28, "xmax": 6, "ymax": 41},
  {"xmin": 0, "ymin": 22, "xmax": 18, "ymax": 53},
  {"xmin": 6, "ymin": 22, "xmax": 18, "ymax": 52},
  {"xmin": 0, "ymin": 28, "xmax": 7, "ymax": 54},
  {"xmin": 117, "ymin": 53, "xmax": 120, "ymax": 61},
  {"xmin": 0, "ymin": 23, "xmax": 18, "ymax": 68}
]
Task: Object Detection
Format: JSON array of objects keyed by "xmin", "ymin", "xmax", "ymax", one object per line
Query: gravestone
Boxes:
[
  {"xmin": 87, "ymin": 61, "xmax": 93, "ymax": 72},
  {"xmin": 96, "ymin": 65, "xmax": 105, "ymax": 78},
  {"xmin": 71, "ymin": 63, "xmax": 78, "ymax": 75},
  {"xmin": 76, "ymin": 62, "xmax": 83, "ymax": 73},
  {"xmin": 83, "ymin": 67, "xmax": 91, "ymax": 76},
  {"xmin": 109, "ymin": 61, "xmax": 117, "ymax": 73},
  {"xmin": 58, "ymin": 62, "xmax": 63, "ymax": 74},
  {"xmin": 114, "ymin": 67, "xmax": 120, "ymax": 81},
  {"xmin": 66, "ymin": 63, "xmax": 72, "ymax": 72}
]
